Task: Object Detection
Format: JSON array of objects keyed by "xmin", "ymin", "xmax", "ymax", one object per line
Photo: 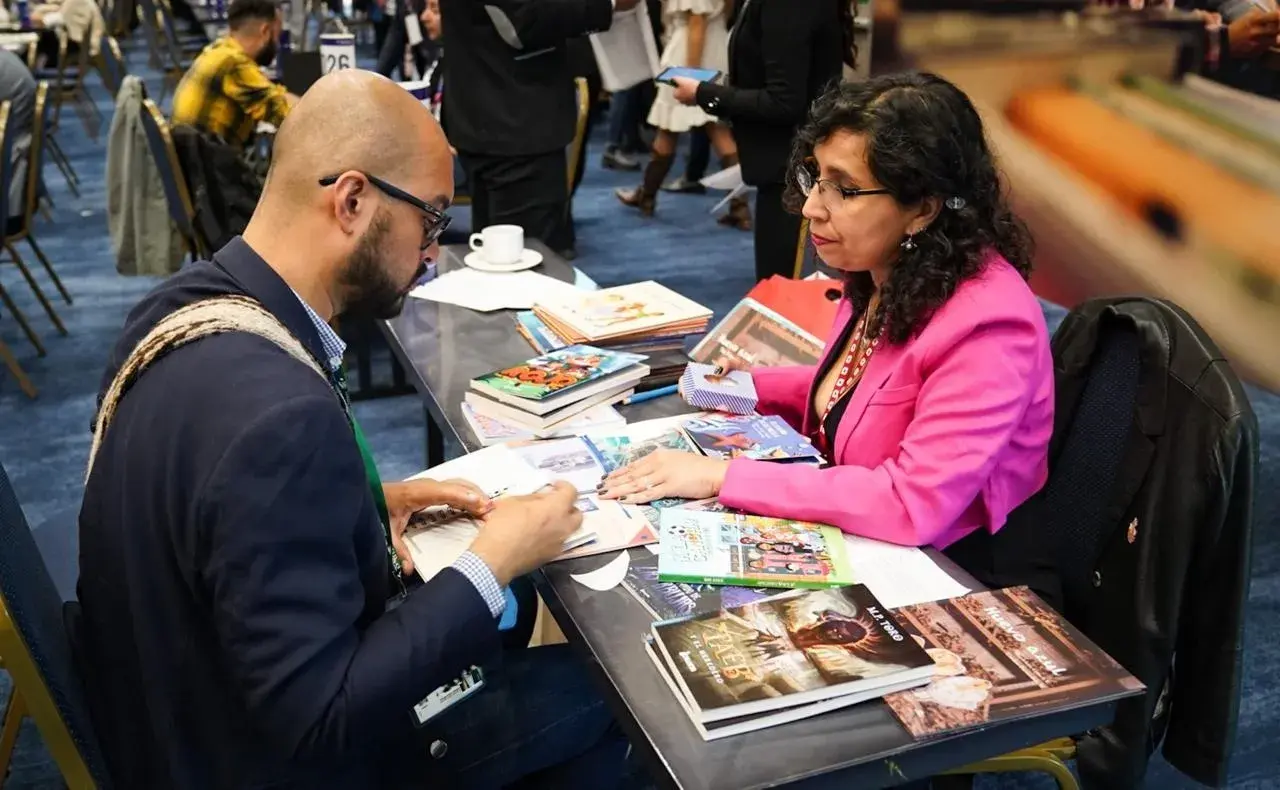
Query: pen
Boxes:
[{"xmin": 622, "ymin": 384, "xmax": 680, "ymax": 405}]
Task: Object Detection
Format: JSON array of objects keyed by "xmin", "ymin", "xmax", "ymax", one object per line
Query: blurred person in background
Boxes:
[
  {"xmin": 670, "ymin": 0, "xmax": 850, "ymax": 280},
  {"xmin": 171, "ymin": 0, "xmax": 296, "ymax": 149},
  {"xmin": 602, "ymin": 0, "xmax": 662, "ymax": 171},
  {"xmin": 1184, "ymin": 0, "xmax": 1280, "ymax": 97},
  {"xmin": 440, "ymin": 0, "xmax": 637, "ymax": 258},
  {"xmin": 663, "ymin": 126, "xmax": 710, "ymax": 193},
  {"xmin": 616, "ymin": 0, "xmax": 750, "ymax": 229}
]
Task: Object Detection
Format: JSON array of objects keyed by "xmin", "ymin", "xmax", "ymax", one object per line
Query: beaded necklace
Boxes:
[{"xmin": 815, "ymin": 296, "xmax": 881, "ymax": 453}]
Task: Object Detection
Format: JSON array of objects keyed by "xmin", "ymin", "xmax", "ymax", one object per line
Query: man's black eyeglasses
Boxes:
[{"xmin": 318, "ymin": 172, "xmax": 451, "ymax": 250}]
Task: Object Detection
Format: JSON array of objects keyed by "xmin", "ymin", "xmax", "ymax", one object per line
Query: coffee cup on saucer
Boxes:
[{"xmin": 465, "ymin": 225, "xmax": 543, "ymax": 272}]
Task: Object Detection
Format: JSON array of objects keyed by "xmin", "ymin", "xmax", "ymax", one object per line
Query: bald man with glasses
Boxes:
[{"xmin": 78, "ymin": 70, "xmax": 639, "ymax": 790}]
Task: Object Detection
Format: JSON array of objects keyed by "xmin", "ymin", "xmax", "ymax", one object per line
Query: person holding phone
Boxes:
[
  {"xmin": 669, "ymin": 0, "xmax": 850, "ymax": 281},
  {"xmin": 600, "ymin": 74, "xmax": 1053, "ymax": 575},
  {"xmin": 616, "ymin": 0, "xmax": 751, "ymax": 229}
]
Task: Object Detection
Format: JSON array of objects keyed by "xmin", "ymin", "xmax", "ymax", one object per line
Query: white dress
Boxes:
[{"xmin": 646, "ymin": 0, "xmax": 730, "ymax": 133}]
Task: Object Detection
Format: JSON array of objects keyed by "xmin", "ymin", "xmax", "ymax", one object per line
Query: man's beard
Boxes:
[
  {"xmin": 255, "ymin": 39, "xmax": 278, "ymax": 67},
  {"xmin": 339, "ymin": 210, "xmax": 415, "ymax": 320}
]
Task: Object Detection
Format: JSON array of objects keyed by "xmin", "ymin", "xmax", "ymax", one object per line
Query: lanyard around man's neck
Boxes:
[{"xmin": 331, "ymin": 365, "xmax": 407, "ymax": 597}]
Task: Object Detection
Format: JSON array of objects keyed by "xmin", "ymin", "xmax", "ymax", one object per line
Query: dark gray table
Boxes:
[
  {"xmin": 382, "ymin": 242, "xmax": 681, "ymax": 467},
  {"xmin": 381, "ymin": 244, "xmax": 1119, "ymax": 789}
]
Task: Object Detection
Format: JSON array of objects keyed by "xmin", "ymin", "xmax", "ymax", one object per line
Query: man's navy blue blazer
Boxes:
[{"xmin": 77, "ymin": 238, "xmax": 499, "ymax": 789}]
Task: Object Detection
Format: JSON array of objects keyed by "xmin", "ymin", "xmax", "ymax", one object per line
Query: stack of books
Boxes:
[
  {"xmin": 531, "ymin": 281, "xmax": 712, "ymax": 353},
  {"xmin": 464, "ymin": 345, "xmax": 649, "ymax": 432},
  {"xmin": 645, "ymin": 585, "xmax": 937, "ymax": 739}
]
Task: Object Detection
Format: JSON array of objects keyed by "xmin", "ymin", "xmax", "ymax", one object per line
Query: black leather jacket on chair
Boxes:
[{"xmin": 969, "ymin": 297, "xmax": 1257, "ymax": 788}]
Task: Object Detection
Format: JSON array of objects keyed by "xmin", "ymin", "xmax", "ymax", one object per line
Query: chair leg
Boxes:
[
  {"xmin": 45, "ymin": 136, "xmax": 82, "ymax": 198},
  {"xmin": 0, "ymin": 686, "xmax": 29, "ymax": 777},
  {"xmin": 5, "ymin": 244, "xmax": 66, "ymax": 336},
  {"xmin": 0, "ymin": 338, "xmax": 36, "ymax": 398},
  {"xmin": 25, "ymin": 237, "xmax": 71, "ymax": 305},
  {"xmin": 0, "ymin": 282, "xmax": 43, "ymax": 356},
  {"xmin": 940, "ymin": 747, "xmax": 1080, "ymax": 790}
]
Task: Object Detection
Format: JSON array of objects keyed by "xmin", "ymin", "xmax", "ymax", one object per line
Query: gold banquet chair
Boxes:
[
  {"xmin": 139, "ymin": 99, "xmax": 209, "ymax": 261},
  {"xmin": 7, "ymin": 82, "xmax": 75, "ymax": 311},
  {"xmin": 792, "ymin": 218, "xmax": 812, "ymax": 279},
  {"xmin": 566, "ymin": 76, "xmax": 591, "ymax": 191},
  {"xmin": 941, "ymin": 737, "xmax": 1080, "ymax": 789}
]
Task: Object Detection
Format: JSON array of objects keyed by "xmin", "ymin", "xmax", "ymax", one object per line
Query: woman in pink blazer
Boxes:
[{"xmin": 600, "ymin": 72, "xmax": 1054, "ymax": 556}]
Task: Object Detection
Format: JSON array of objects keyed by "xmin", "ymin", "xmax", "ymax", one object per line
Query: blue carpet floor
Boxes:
[{"xmin": 0, "ymin": 37, "xmax": 1277, "ymax": 789}]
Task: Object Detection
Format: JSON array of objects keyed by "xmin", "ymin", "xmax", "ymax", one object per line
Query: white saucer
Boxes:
[{"xmin": 464, "ymin": 249, "xmax": 544, "ymax": 273}]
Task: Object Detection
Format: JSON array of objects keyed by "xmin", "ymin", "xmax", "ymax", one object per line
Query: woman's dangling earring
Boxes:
[{"xmin": 901, "ymin": 232, "xmax": 917, "ymax": 251}]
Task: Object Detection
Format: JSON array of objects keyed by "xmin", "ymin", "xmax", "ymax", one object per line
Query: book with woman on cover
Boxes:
[
  {"xmin": 650, "ymin": 585, "xmax": 936, "ymax": 723},
  {"xmin": 658, "ymin": 510, "xmax": 855, "ymax": 589},
  {"xmin": 883, "ymin": 586, "xmax": 1145, "ymax": 739}
]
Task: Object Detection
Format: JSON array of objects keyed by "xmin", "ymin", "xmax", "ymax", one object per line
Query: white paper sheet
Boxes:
[
  {"xmin": 589, "ymin": 3, "xmax": 661, "ymax": 91},
  {"xmin": 408, "ymin": 268, "xmax": 580, "ymax": 312},
  {"xmin": 403, "ymin": 446, "xmax": 554, "ymax": 582},
  {"xmin": 510, "ymin": 437, "xmax": 609, "ymax": 494},
  {"xmin": 569, "ymin": 550, "xmax": 631, "ymax": 591},
  {"xmin": 700, "ymin": 164, "xmax": 743, "ymax": 191},
  {"xmin": 842, "ymin": 535, "xmax": 971, "ymax": 609}
]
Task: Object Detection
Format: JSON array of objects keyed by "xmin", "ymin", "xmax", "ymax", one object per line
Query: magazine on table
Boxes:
[
  {"xmin": 883, "ymin": 586, "xmax": 1145, "ymax": 740},
  {"xmin": 648, "ymin": 586, "xmax": 935, "ymax": 735}
]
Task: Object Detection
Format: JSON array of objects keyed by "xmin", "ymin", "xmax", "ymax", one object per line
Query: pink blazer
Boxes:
[{"xmin": 719, "ymin": 253, "xmax": 1054, "ymax": 549}]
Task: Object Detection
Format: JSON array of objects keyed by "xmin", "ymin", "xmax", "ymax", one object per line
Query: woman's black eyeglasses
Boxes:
[
  {"xmin": 795, "ymin": 167, "xmax": 891, "ymax": 208},
  {"xmin": 318, "ymin": 172, "xmax": 452, "ymax": 250}
]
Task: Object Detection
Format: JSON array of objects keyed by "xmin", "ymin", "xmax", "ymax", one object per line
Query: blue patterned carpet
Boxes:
[{"xmin": 0, "ymin": 38, "xmax": 1276, "ymax": 789}]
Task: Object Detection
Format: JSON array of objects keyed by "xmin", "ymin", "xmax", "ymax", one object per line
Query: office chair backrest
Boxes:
[{"xmin": 0, "ymin": 461, "xmax": 112, "ymax": 788}]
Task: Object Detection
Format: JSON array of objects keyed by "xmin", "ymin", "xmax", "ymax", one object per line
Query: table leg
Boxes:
[
  {"xmin": 391, "ymin": 354, "xmax": 406, "ymax": 390},
  {"xmin": 356, "ymin": 321, "xmax": 374, "ymax": 393},
  {"xmin": 425, "ymin": 405, "xmax": 444, "ymax": 468}
]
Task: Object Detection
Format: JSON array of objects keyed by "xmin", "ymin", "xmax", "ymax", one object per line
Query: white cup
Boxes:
[{"xmin": 469, "ymin": 225, "xmax": 524, "ymax": 266}]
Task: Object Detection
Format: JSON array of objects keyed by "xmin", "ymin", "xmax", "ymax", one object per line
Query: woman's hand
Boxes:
[
  {"xmin": 597, "ymin": 450, "xmax": 730, "ymax": 504},
  {"xmin": 671, "ymin": 77, "xmax": 701, "ymax": 106},
  {"xmin": 383, "ymin": 478, "xmax": 492, "ymax": 574}
]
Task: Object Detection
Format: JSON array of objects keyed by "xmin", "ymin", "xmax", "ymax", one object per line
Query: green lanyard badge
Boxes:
[{"xmin": 333, "ymin": 366, "xmax": 407, "ymax": 596}]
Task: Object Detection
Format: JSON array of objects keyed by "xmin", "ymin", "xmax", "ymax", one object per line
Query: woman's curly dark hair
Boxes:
[{"xmin": 785, "ymin": 71, "xmax": 1033, "ymax": 344}]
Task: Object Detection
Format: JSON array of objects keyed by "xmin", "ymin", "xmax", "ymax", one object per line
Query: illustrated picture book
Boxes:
[
  {"xmin": 682, "ymin": 413, "xmax": 823, "ymax": 463},
  {"xmin": 657, "ymin": 510, "xmax": 855, "ymax": 589},
  {"xmin": 461, "ymin": 401, "xmax": 625, "ymax": 446},
  {"xmin": 534, "ymin": 281, "xmax": 712, "ymax": 342},
  {"xmin": 471, "ymin": 344, "xmax": 645, "ymax": 403},
  {"xmin": 883, "ymin": 586, "xmax": 1145, "ymax": 739},
  {"xmin": 650, "ymin": 586, "xmax": 935, "ymax": 725}
]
